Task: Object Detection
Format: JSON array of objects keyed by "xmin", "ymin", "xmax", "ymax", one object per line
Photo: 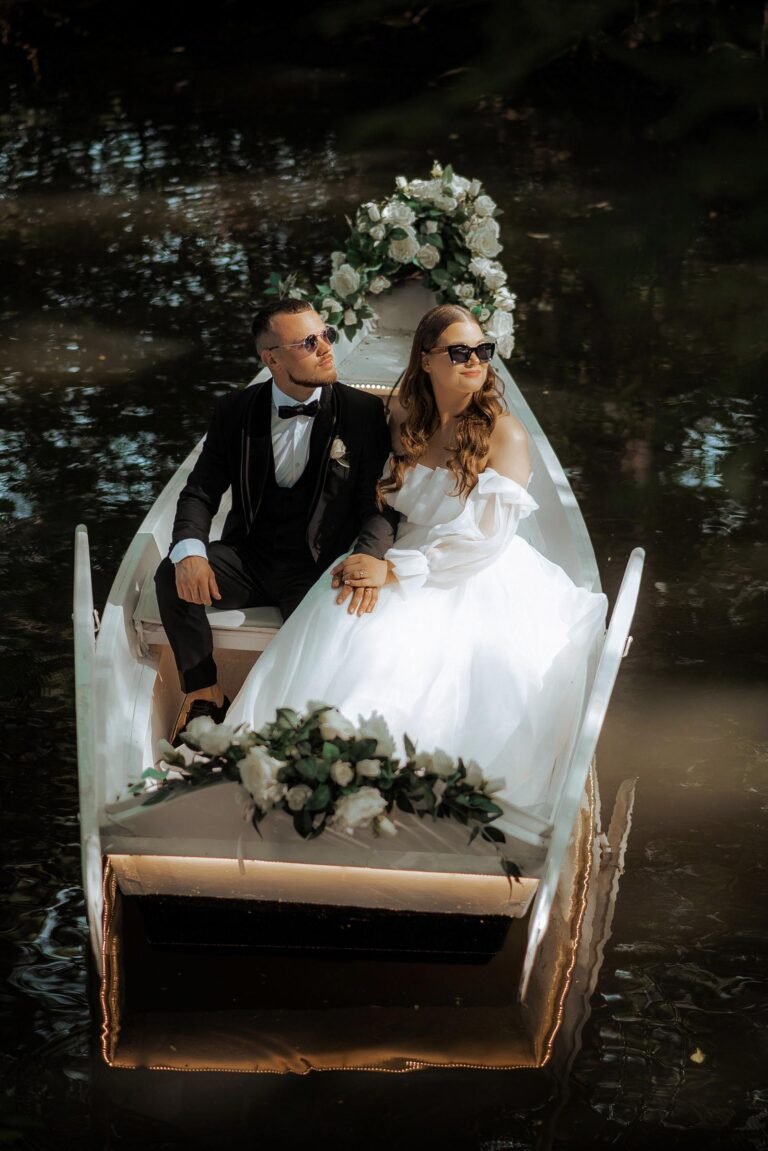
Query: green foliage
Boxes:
[{"xmin": 139, "ymin": 702, "xmax": 518, "ymax": 878}]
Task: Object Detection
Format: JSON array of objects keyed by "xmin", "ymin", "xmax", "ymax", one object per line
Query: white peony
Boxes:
[
  {"xmin": 484, "ymin": 308, "xmax": 515, "ymax": 357},
  {"xmin": 329, "ymin": 263, "xmax": 361, "ymax": 298},
  {"xmin": 331, "ymin": 250, "xmax": 346, "ymax": 270},
  {"xmin": 368, "ymin": 274, "xmax": 391, "ymax": 294},
  {"xmin": 388, "ymin": 232, "xmax": 420, "ymax": 263},
  {"xmin": 330, "ymin": 759, "xmax": 355, "ymax": 787},
  {"xmin": 317, "ymin": 706, "xmax": 357, "ymax": 742},
  {"xmin": 473, "ymin": 194, "xmax": 497, "ymax": 218},
  {"xmin": 286, "ymin": 783, "xmax": 313, "ymax": 812},
  {"xmin": 493, "ymin": 286, "xmax": 517, "ymax": 312},
  {"xmin": 331, "ymin": 787, "xmax": 388, "ymax": 833},
  {"xmin": 466, "ymin": 217, "xmax": 502, "ymax": 258},
  {"xmin": 382, "ymin": 200, "xmax": 416, "ymax": 227},
  {"xmin": 468, "ymin": 256, "xmax": 507, "ymax": 291},
  {"xmin": 367, "ymin": 202, "xmax": 382, "ymax": 222},
  {"xmin": 369, "ymin": 224, "xmax": 386, "ymax": 242},
  {"xmin": 356, "ymin": 711, "xmax": 396, "ymax": 757},
  {"xmin": 238, "ymin": 745, "xmax": 287, "ymax": 813},
  {"xmin": 416, "ymin": 243, "xmax": 440, "ymax": 269},
  {"xmin": 356, "ymin": 758, "xmax": 382, "ymax": 779}
]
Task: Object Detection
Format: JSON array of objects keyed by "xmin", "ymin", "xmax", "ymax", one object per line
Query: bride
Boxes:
[{"xmin": 227, "ymin": 304, "xmax": 607, "ymax": 810}]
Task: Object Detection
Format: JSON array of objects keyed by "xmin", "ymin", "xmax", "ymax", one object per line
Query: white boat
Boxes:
[{"xmin": 73, "ymin": 280, "xmax": 644, "ymax": 1072}]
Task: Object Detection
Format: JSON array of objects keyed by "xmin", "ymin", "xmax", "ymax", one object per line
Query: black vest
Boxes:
[{"xmin": 247, "ymin": 444, "xmax": 323, "ymax": 574}]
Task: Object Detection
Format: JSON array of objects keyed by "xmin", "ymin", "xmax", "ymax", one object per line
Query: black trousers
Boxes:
[{"xmin": 154, "ymin": 541, "xmax": 322, "ymax": 693}]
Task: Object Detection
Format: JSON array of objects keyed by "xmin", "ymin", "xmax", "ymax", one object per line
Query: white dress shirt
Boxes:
[{"xmin": 169, "ymin": 382, "xmax": 322, "ymax": 564}]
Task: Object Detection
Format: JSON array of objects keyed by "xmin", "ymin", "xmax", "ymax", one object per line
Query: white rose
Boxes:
[
  {"xmin": 468, "ymin": 256, "xmax": 507, "ymax": 291},
  {"xmin": 286, "ymin": 783, "xmax": 313, "ymax": 812},
  {"xmin": 382, "ymin": 200, "xmax": 416, "ymax": 227},
  {"xmin": 455, "ymin": 282, "xmax": 476, "ymax": 301},
  {"xmin": 182, "ymin": 714, "xmax": 214, "ymax": 743},
  {"xmin": 430, "ymin": 161, "xmax": 444, "ymax": 178},
  {"xmin": 493, "ymin": 286, "xmax": 517, "ymax": 312},
  {"xmin": 322, "ymin": 297, "xmax": 343, "ymax": 316},
  {"xmin": 466, "ymin": 217, "xmax": 502, "ymax": 258},
  {"xmin": 407, "ymin": 178, "xmax": 439, "ymax": 202},
  {"xmin": 433, "ymin": 194, "xmax": 458, "ymax": 212},
  {"xmin": 473, "ymin": 194, "xmax": 497, "ymax": 218},
  {"xmin": 395, "ymin": 175, "xmax": 408, "ymax": 189},
  {"xmin": 331, "ymin": 786, "xmax": 388, "ymax": 833},
  {"xmin": 356, "ymin": 711, "xmax": 396, "ymax": 757},
  {"xmin": 388, "ymin": 233, "xmax": 420, "ymax": 263},
  {"xmin": 189, "ymin": 720, "xmax": 235, "ymax": 757},
  {"xmin": 431, "ymin": 748, "xmax": 456, "ymax": 778},
  {"xmin": 331, "ymin": 250, "xmax": 346, "ymax": 270},
  {"xmin": 477, "ymin": 307, "xmax": 491, "ymax": 322},
  {"xmin": 424, "ymin": 220, "xmax": 438, "ymax": 234},
  {"xmin": 343, "ymin": 308, "xmax": 357, "ymax": 327},
  {"xmin": 446, "ymin": 174, "xmax": 471, "ymax": 198},
  {"xmin": 329, "ymin": 436, "xmax": 348, "ymax": 464},
  {"xmin": 238, "ymin": 745, "xmax": 287, "ymax": 813},
  {"xmin": 468, "ymin": 178, "xmax": 482, "ymax": 197},
  {"xmin": 375, "ymin": 816, "xmax": 398, "ymax": 837},
  {"xmin": 330, "ymin": 759, "xmax": 355, "ymax": 787},
  {"xmin": 484, "ymin": 308, "xmax": 515, "ymax": 357},
  {"xmin": 318, "ymin": 707, "xmax": 357, "ymax": 742},
  {"xmin": 368, "ymin": 274, "xmax": 391, "ymax": 294},
  {"xmin": 369, "ymin": 224, "xmax": 386, "ymax": 242},
  {"xmin": 464, "ymin": 759, "xmax": 485, "ymax": 789},
  {"xmin": 356, "ymin": 758, "xmax": 382, "ymax": 779},
  {"xmin": 367, "ymin": 202, "xmax": 382, "ymax": 221},
  {"xmin": 329, "ymin": 263, "xmax": 360, "ymax": 298},
  {"xmin": 416, "ymin": 243, "xmax": 440, "ymax": 270}
]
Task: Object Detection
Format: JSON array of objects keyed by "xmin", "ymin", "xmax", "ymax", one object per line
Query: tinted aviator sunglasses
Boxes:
[
  {"xmin": 266, "ymin": 326, "xmax": 338, "ymax": 354},
  {"xmin": 428, "ymin": 341, "xmax": 495, "ymax": 365}
]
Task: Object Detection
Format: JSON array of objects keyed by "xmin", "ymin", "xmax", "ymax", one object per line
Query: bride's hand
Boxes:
[{"xmin": 332, "ymin": 554, "xmax": 390, "ymax": 589}]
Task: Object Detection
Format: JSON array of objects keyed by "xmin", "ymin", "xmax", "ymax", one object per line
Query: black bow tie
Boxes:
[{"xmin": 278, "ymin": 400, "xmax": 319, "ymax": 419}]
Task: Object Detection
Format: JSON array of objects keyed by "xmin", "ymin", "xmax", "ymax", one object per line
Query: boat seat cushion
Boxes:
[{"xmin": 133, "ymin": 572, "xmax": 283, "ymax": 652}]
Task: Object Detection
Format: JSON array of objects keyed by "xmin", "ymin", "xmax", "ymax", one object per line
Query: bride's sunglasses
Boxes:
[
  {"xmin": 266, "ymin": 326, "xmax": 338, "ymax": 355},
  {"xmin": 428, "ymin": 341, "xmax": 496, "ymax": 365}
]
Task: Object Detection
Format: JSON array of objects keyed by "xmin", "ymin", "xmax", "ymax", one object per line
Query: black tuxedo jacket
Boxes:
[{"xmin": 171, "ymin": 379, "xmax": 398, "ymax": 569}]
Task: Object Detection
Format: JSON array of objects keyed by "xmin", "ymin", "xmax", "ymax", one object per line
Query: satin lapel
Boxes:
[
  {"xmin": 306, "ymin": 384, "xmax": 339, "ymax": 545},
  {"xmin": 241, "ymin": 380, "xmax": 273, "ymax": 527}
]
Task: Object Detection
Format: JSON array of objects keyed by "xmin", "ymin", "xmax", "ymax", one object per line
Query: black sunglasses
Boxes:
[
  {"xmin": 428, "ymin": 341, "xmax": 495, "ymax": 365},
  {"xmin": 266, "ymin": 326, "xmax": 338, "ymax": 354}
]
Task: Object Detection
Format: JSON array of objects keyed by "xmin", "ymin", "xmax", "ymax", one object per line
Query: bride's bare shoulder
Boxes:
[{"xmin": 487, "ymin": 413, "xmax": 530, "ymax": 485}]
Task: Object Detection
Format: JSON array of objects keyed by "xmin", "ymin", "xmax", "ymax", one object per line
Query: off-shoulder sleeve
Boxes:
[{"xmin": 385, "ymin": 469, "xmax": 538, "ymax": 594}]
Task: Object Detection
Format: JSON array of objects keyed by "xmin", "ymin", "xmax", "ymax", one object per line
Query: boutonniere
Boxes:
[{"xmin": 329, "ymin": 436, "xmax": 350, "ymax": 469}]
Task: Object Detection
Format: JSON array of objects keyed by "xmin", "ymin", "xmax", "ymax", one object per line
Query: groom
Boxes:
[{"xmin": 154, "ymin": 298, "xmax": 397, "ymax": 736}]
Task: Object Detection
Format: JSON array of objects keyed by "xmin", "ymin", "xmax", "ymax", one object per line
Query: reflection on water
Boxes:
[{"xmin": 1, "ymin": 36, "xmax": 766, "ymax": 1151}]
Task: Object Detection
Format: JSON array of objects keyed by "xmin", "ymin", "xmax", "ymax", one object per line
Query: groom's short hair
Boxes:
[{"xmin": 251, "ymin": 299, "xmax": 314, "ymax": 352}]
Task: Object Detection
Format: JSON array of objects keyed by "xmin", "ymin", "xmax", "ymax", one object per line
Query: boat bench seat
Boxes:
[{"xmin": 132, "ymin": 574, "xmax": 283, "ymax": 654}]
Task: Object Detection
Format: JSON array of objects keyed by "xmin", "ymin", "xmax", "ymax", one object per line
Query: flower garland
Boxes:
[
  {"xmin": 265, "ymin": 163, "xmax": 517, "ymax": 358},
  {"xmin": 140, "ymin": 703, "xmax": 519, "ymax": 877}
]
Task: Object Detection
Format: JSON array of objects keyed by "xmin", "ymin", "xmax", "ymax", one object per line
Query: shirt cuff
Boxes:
[{"xmin": 169, "ymin": 539, "xmax": 208, "ymax": 564}]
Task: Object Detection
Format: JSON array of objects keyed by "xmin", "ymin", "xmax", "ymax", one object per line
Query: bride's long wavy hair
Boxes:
[{"xmin": 377, "ymin": 304, "xmax": 504, "ymax": 505}]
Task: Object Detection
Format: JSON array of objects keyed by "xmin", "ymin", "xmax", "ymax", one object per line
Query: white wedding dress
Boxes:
[{"xmin": 227, "ymin": 464, "xmax": 607, "ymax": 811}]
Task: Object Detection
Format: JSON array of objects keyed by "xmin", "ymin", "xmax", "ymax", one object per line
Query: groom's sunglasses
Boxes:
[
  {"xmin": 428, "ymin": 341, "xmax": 496, "ymax": 365},
  {"xmin": 266, "ymin": 326, "xmax": 338, "ymax": 355}
]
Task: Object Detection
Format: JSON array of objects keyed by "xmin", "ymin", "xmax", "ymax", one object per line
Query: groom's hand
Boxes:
[{"xmin": 175, "ymin": 556, "xmax": 222, "ymax": 606}]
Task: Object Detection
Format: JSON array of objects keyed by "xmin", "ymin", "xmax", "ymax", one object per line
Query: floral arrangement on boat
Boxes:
[
  {"xmin": 141, "ymin": 703, "xmax": 518, "ymax": 876},
  {"xmin": 266, "ymin": 163, "xmax": 517, "ymax": 357}
]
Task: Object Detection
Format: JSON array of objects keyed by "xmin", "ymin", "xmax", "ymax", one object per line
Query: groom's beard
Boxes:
[{"xmin": 288, "ymin": 370, "xmax": 337, "ymax": 389}]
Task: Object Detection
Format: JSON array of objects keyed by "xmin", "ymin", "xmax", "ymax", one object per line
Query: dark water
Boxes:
[{"xmin": 1, "ymin": 25, "xmax": 767, "ymax": 1151}]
